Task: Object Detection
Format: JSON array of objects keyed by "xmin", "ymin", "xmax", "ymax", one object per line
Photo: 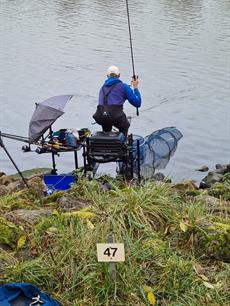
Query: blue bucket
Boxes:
[{"xmin": 43, "ymin": 175, "xmax": 76, "ymax": 194}]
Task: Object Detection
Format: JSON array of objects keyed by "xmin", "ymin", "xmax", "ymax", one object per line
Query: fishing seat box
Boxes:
[{"xmin": 86, "ymin": 131, "xmax": 127, "ymax": 161}]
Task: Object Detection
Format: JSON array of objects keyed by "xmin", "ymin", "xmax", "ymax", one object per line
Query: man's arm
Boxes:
[{"xmin": 123, "ymin": 76, "xmax": 141, "ymax": 107}]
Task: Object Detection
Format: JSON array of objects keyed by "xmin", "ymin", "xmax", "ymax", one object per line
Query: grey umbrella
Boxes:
[{"xmin": 28, "ymin": 95, "xmax": 73, "ymax": 141}]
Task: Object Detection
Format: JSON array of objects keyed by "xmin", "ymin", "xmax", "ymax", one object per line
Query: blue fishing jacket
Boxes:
[
  {"xmin": 0, "ymin": 283, "xmax": 60, "ymax": 306},
  {"xmin": 98, "ymin": 77, "xmax": 141, "ymax": 107}
]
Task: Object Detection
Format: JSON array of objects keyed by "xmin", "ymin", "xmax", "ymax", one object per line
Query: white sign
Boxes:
[{"xmin": 97, "ymin": 243, "xmax": 125, "ymax": 262}]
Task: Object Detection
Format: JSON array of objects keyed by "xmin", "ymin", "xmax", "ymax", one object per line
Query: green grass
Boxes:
[{"xmin": 0, "ymin": 178, "xmax": 229, "ymax": 305}]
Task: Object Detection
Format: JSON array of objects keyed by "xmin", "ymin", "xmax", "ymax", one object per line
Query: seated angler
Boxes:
[{"xmin": 93, "ymin": 65, "xmax": 141, "ymax": 136}]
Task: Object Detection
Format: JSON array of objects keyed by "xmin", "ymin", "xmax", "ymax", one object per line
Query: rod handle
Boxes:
[{"xmin": 132, "ymin": 75, "xmax": 139, "ymax": 117}]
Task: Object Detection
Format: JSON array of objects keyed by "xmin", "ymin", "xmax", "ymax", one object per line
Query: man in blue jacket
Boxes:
[{"xmin": 93, "ymin": 65, "xmax": 141, "ymax": 136}]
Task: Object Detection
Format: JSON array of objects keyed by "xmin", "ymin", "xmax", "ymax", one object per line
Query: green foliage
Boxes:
[
  {"xmin": 0, "ymin": 191, "xmax": 35, "ymax": 211},
  {"xmin": 209, "ymin": 182, "xmax": 230, "ymax": 200},
  {"xmin": 0, "ymin": 216, "xmax": 22, "ymax": 248},
  {"xmin": 1, "ymin": 178, "xmax": 229, "ymax": 305}
]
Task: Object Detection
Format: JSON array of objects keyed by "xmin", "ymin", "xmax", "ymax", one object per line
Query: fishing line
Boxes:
[
  {"xmin": 128, "ymin": 99, "xmax": 187, "ymax": 119},
  {"xmin": 125, "ymin": 0, "xmax": 139, "ymax": 116}
]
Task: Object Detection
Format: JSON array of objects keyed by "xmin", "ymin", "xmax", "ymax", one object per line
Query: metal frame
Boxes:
[
  {"xmin": 1, "ymin": 128, "xmax": 141, "ymax": 181},
  {"xmin": 47, "ymin": 127, "xmax": 80, "ymax": 174},
  {"xmin": 1, "ymin": 125, "xmax": 81, "ymax": 175},
  {"xmin": 82, "ymin": 132, "xmax": 141, "ymax": 181}
]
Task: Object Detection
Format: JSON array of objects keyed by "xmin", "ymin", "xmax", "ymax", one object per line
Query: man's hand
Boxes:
[{"xmin": 131, "ymin": 75, "xmax": 139, "ymax": 89}]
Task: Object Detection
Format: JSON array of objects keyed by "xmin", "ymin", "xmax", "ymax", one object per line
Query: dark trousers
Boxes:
[{"xmin": 93, "ymin": 106, "xmax": 130, "ymax": 136}]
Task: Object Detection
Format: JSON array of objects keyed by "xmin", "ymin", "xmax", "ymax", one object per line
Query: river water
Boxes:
[{"xmin": 0, "ymin": 0, "xmax": 229, "ymax": 182}]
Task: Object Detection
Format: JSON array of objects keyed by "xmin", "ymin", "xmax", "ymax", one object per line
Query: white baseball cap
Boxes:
[{"xmin": 107, "ymin": 65, "xmax": 120, "ymax": 76}]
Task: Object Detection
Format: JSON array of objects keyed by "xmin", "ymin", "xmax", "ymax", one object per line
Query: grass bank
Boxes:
[{"xmin": 0, "ymin": 176, "xmax": 229, "ymax": 305}]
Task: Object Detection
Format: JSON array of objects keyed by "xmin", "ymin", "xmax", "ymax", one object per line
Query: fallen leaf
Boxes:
[
  {"xmin": 17, "ymin": 235, "xmax": 27, "ymax": 249},
  {"xmin": 180, "ymin": 221, "xmax": 188, "ymax": 232},
  {"xmin": 203, "ymin": 281, "xmax": 215, "ymax": 289},
  {"xmin": 52, "ymin": 209, "xmax": 59, "ymax": 216},
  {"xmin": 164, "ymin": 225, "xmax": 170, "ymax": 235},
  {"xmin": 147, "ymin": 291, "xmax": 156, "ymax": 305},
  {"xmin": 46, "ymin": 227, "xmax": 59, "ymax": 235},
  {"xmin": 86, "ymin": 220, "xmax": 94, "ymax": 229}
]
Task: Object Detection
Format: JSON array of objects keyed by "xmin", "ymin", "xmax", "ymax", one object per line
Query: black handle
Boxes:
[{"xmin": 132, "ymin": 75, "xmax": 139, "ymax": 117}]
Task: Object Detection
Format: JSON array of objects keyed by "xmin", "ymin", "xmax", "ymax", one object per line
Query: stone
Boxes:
[
  {"xmin": 215, "ymin": 164, "xmax": 226, "ymax": 170},
  {"xmin": 225, "ymin": 164, "xmax": 230, "ymax": 174},
  {"xmin": 27, "ymin": 176, "xmax": 43, "ymax": 186},
  {"xmin": 214, "ymin": 164, "xmax": 230, "ymax": 175},
  {"xmin": 4, "ymin": 208, "xmax": 53, "ymax": 225},
  {"xmin": 215, "ymin": 164, "xmax": 227, "ymax": 174},
  {"xmin": 199, "ymin": 180, "xmax": 208, "ymax": 189},
  {"xmin": 0, "ymin": 172, "xmax": 6, "ymax": 178},
  {"xmin": 27, "ymin": 176, "xmax": 44, "ymax": 196},
  {"xmin": 173, "ymin": 180, "xmax": 198, "ymax": 192},
  {"xmin": 0, "ymin": 175, "xmax": 12, "ymax": 186},
  {"xmin": 196, "ymin": 166, "xmax": 209, "ymax": 172},
  {"xmin": 100, "ymin": 182, "xmax": 112, "ymax": 191},
  {"xmin": 153, "ymin": 172, "xmax": 166, "ymax": 181},
  {"xmin": 201, "ymin": 172, "xmax": 223, "ymax": 188},
  {"xmin": 195, "ymin": 194, "xmax": 230, "ymax": 215},
  {"xmin": 0, "ymin": 185, "xmax": 9, "ymax": 196},
  {"xmin": 57, "ymin": 194, "xmax": 90, "ymax": 211},
  {"xmin": 7, "ymin": 181, "xmax": 23, "ymax": 192}
]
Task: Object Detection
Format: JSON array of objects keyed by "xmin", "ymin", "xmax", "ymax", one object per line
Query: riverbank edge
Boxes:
[{"xmin": 0, "ymin": 166, "xmax": 229, "ymax": 305}]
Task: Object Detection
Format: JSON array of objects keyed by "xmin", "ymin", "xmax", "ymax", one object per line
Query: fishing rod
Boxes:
[
  {"xmin": 0, "ymin": 132, "xmax": 83, "ymax": 152},
  {"xmin": 1, "ymin": 132, "xmax": 35, "ymax": 144},
  {"xmin": 125, "ymin": 0, "xmax": 139, "ymax": 117}
]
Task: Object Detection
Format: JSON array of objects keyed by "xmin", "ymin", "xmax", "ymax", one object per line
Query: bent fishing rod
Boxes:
[{"xmin": 125, "ymin": 0, "xmax": 139, "ymax": 116}]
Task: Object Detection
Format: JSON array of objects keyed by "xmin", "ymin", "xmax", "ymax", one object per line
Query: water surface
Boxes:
[{"xmin": 0, "ymin": 0, "xmax": 229, "ymax": 181}]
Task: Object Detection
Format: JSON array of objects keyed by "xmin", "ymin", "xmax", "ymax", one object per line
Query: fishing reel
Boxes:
[{"xmin": 22, "ymin": 145, "xmax": 31, "ymax": 152}]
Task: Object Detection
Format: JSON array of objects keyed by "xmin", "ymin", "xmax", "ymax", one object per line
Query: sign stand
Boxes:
[
  {"xmin": 97, "ymin": 235, "xmax": 125, "ymax": 304},
  {"xmin": 107, "ymin": 234, "xmax": 117, "ymax": 281},
  {"xmin": 97, "ymin": 235, "xmax": 125, "ymax": 284}
]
